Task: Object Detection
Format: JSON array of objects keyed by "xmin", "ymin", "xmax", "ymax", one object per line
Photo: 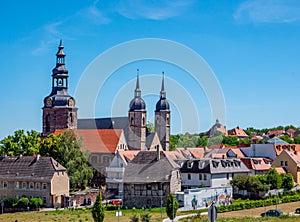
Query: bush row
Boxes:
[{"xmin": 217, "ymin": 194, "xmax": 300, "ymax": 213}]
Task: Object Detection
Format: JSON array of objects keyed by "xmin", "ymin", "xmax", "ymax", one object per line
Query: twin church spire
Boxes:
[{"xmin": 128, "ymin": 70, "xmax": 170, "ymax": 151}]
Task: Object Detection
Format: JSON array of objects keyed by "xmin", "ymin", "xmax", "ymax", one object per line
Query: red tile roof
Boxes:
[
  {"xmin": 118, "ymin": 150, "xmax": 140, "ymax": 164},
  {"xmin": 274, "ymin": 167, "xmax": 286, "ymax": 174},
  {"xmin": 230, "ymin": 148, "xmax": 245, "ymax": 158},
  {"xmin": 267, "ymin": 129, "xmax": 285, "ymax": 136},
  {"xmin": 228, "ymin": 127, "xmax": 248, "ymax": 137},
  {"xmin": 54, "ymin": 129, "xmax": 124, "ymax": 154},
  {"xmin": 241, "ymin": 157, "xmax": 272, "ymax": 171},
  {"xmin": 274, "ymin": 144, "xmax": 300, "ymax": 156}
]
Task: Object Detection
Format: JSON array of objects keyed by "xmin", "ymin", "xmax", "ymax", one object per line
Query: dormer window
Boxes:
[
  {"xmin": 198, "ymin": 161, "xmax": 205, "ymax": 169},
  {"xmin": 187, "ymin": 161, "xmax": 193, "ymax": 168}
]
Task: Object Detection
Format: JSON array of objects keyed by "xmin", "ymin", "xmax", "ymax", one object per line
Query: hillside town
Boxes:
[{"xmin": 1, "ymin": 42, "xmax": 300, "ymax": 219}]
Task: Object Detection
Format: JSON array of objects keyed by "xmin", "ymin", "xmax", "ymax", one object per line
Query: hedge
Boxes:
[{"xmin": 217, "ymin": 194, "xmax": 300, "ymax": 213}]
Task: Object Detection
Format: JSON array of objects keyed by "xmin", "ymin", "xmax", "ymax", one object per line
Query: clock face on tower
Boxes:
[
  {"xmin": 46, "ymin": 98, "xmax": 52, "ymax": 107},
  {"xmin": 68, "ymin": 98, "xmax": 75, "ymax": 106}
]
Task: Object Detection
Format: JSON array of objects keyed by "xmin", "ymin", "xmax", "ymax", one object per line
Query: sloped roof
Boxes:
[
  {"xmin": 274, "ymin": 144, "xmax": 300, "ymax": 156},
  {"xmin": 118, "ymin": 150, "xmax": 140, "ymax": 164},
  {"xmin": 228, "ymin": 127, "xmax": 248, "ymax": 137},
  {"xmin": 267, "ymin": 130, "xmax": 285, "ymax": 137},
  {"xmin": 78, "ymin": 117, "xmax": 128, "ymax": 130},
  {"xmin": 0, "ymin": 155, "xmax": 66, "ymax": 181},
  {"xmin": 55, "ymin": 129, "xmax": 124, "ymax": 154},
  {"xmin": 274, "ymin": 167, "xmax": 286, "ymax": 174},
  {"xmin": 267, "ymin": 137, "xmax": 288, "ymax": 145},
  {"xmin": 230, "ymin": 148, "xmax": 245, "ymax": 158},
  {"xmin": 175, "ymin": 147, "xmax": 205, "ymax": 159},
  {"xmin": 123, "ymin": 151, "xmax": 179, "ymax": 183},
  {"xmin": 285, "ymin": 151, "xmax": 300, "ymax": 167},
  {"xmin": 146, "ymin": 132, "xmax": 156, "ymax": 149},
  {"xmin": 180, "ymin": 158, "xmax": 250, "ymax": 174},
  {"xmin": 241, "ymin": 157, "xmax": 271, "ymax": 171}
]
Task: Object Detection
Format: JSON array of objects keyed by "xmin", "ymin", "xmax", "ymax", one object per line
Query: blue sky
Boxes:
[{"xmin": 1, "ymin": 0, "xmax": 300, "ymax": 139}]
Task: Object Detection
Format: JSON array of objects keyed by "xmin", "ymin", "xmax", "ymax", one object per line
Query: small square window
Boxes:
[
  {"xmin": 22, "ymin": 182, "xmax": 27, "ymax": 189},
  {"xmin": 42, "ymin": 183, "xmax": 47, "ymax": 190},
  {"xmin": 36, "ymin": 183, "xmax": 40, "ymax": 190},
  {"xmin": 3, "ymin": 181, "xmax": 8, "ymax": 189},
  {"xmin": 15, "ymin": 181, "xmax": 19, "ymax": 189},
  {"xmin": 204, "ymin": 174, "xmax": 207, "ymax": 180},
  {"xmin": 42, "ymin": 197, "xmax": 47, "ymax": 204},
  {"xmin": 29, "ymin": 182, "xmax": 34, "ymax": 189}
]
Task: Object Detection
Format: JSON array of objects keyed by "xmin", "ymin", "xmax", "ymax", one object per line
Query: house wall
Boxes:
[
  {"xmin": 181, "ymin": 173, "xmax": 210, "ymax": 188},
  {"xmin": 272, "ymin": 151, "xmax": 299, "ymax": 183},
  {"xmin": 170, "ymin": 170, "xmax": 181, "ymax": 193},
  {"xmin": 211, "ymin": 174, "xmax": 231, "ymax": 187},
  {"xmin": 123, "ymin": 182, "xmax": 169, "ymax": 208},
  {"xmin": 0, "ymin": 179, "xmax": 52, "ymax": 207},
  {"xmin": 51, "ymin": 171, "xmax": 70, "ymax": 207}
]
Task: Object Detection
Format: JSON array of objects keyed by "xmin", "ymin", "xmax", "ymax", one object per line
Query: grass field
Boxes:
[{"xmin": 0, "ymin": 201, "xmax": 299, "ymax": 222}]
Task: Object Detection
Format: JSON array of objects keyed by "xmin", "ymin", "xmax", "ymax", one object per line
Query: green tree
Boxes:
[
  {"xmin": 197, "ymin": 136, "xmax": 208, "ymax": 147},
  {"xmin": 281, "ymin": 173, "xmax": 294, "ymax": 190},
  {"xmin": 246, "ymin": 176, "xmax": 264, "ymax": 193},
  {"xmin": 294, "ymin": 134, "xmax": 300, "ymax": 144},
  {"xmin": 230, "ymin": 175, "xmax": 248, "ymax": 191},
  {"xmin": 166, "ymin": 194, "xmax": 178, "ymax": 220},
  {"xmin": 40, "ymin": 130, "xmax": 94, "ymax": 189},
  {"xmin": 170, "ymin": 135, "xmax": 180, "ymax": 150},
  {"xmin": 222, "ymin": 136, "xmax": 239, "ymax": 146},
  {"xmin": 0, "ymin": 130, "xmax": 41, "ymax": 156},
  {"xmin": 92, "ymin": 192, "xmax": 105, "ymax": 222},
  {"xmin": 267, "ymin": 168, "xmax": 282, "ymax": 189},
  {"xmin": 146, "ymin": 121, "xmax": 154, "ymax": 133},
  {"xmin": 279, "ymin": 135, "xmax": 293, "ymax": 144}
]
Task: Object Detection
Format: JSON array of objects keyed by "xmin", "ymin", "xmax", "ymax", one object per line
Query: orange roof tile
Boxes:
[
  {"xmin": 118, "ymin": 150, "xmax": 140, "ymax": 164},
  {"xmin": 274, "ymin": 144, "xmax": 300, "ymax": 156},
  {"xmin": 230, "ymin": 148, "xmax": 245, "ymax": 158},
  {"xmin": 274, "ymin": 167, "xmax": 286, "ymax": 174},
  {"xmin": 54, "ymin": 129, "xmax": 123, "ymax": 153},
  {"xmin": 228, "ymin": 127, "xmax": 248, "ymax": 137}
]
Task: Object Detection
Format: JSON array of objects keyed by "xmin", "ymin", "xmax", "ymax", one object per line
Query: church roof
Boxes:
[
  {"xmin": 129, "ymin": 97, "xmax": 146, "ymax": 111},
  {"xmin": 55, "ymin": 129, "xmax": 124, "ymax": 154},
  {"xmin": 78, "ymin": 117, "xmax": 128, "ymax": 130}
]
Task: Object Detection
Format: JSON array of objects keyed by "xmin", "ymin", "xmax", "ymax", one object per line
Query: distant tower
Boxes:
[
  {"xmin": 128, "ymin": 70, "xmax": 147, "ymax": 150},
  {"xmin": 155, "ymin": 72, "xmax": 170, "ymax": 151},
  {"xmin": 42, "ymin": 40, "xmax": 78, "ymax": 137}
]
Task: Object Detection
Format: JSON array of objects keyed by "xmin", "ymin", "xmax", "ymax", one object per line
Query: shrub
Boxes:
[
  {"xmin": 3, "ymin": 198, "xmax": 18, "ymax": 208},
  {"xmin": 140, "ymin": 212, "xmax": 151, "ymax": 222},
  {"xmin": 130, "ymin": 214, "xmax": 139, "ymax": 222}
]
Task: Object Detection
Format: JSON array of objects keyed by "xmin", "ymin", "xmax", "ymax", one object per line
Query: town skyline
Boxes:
[{"xmin": 1, "ymin": 0, "xmax": 300, "ymax": 139}]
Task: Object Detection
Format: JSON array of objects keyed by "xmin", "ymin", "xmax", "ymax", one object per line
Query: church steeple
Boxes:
[
  {"xmin": 134, "ymin": 69, "xmax": 141, "ymax": 98},
  {"xmin": 52, "ymin": 40, "xmax": 68, "ymax": 89},
  {"xmin": 160, "ymin": 71, "xmax": 166, "ymax": 99},
  {"xmin": 155, "ymin": 72, "xmax": 170, "ymax": 151},
  {"xmin": 42, "ymin": 40, "xmax": 77, "ymax": 137}
]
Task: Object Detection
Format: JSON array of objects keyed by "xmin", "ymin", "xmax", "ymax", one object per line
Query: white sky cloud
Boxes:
[
  {"xmin": 234, "ymin": 0, "xmax": 300, "ymax": 23},
  {"xmin": 115, "ymin": 0, "xmax": 195, "ymax": 20}
]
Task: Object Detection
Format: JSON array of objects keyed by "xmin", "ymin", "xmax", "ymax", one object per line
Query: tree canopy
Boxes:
[
  {"xmin": 166, "ymin": 194, "xmax": 178, "ymax": 220},
  {"xmin": 0, "ymin": 130, "xmax": 41, "ymax": 156},
  {"xmin": 39, "ymin": 130, "xmax": 94, "ymax": 189}
]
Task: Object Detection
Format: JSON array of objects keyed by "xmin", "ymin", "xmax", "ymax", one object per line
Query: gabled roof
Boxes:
[
  {"xmin": 207, "ymin": 119, "xmax": 228, "ymax": 137},
  {"xmin": 284, "ymin": 150, "xmax": 300, "ymax": 167},
  {"xmin": 123, "ymin": 151, "xmax": 179, "ymax": 183},
  {"xmin": 241, "ymin": 157, "xmax": 272, "ymax": 171},
  {"xmin": 230, "ymin": 148, "xmax": 245, "ymax": 158},
  {"xmin": 175, "ymin": 147, "xmax": 205, "ymax": 159},
  {"xmin": 267, "ymin": 130, "xmax": 285, "ymax": 137},
  {"xmin": 274, "ymin": 144, "xmax": 300, "ymax": 156},
  {"xmin": 55, "ymin": 129, "xmax": 124, "ymax": 154},
  {"xmin": 118, "ymin": 150, "xmax": 140, "ymax": 164},
  {"xmin": 228, "ymin": 127, "xmax": 248, "ymax": 137},
  {"xmin": 0, "ymin": 155, "xmax": 67, "ymax": 181}
]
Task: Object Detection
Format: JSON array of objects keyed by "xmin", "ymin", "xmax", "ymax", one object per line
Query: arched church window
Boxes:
[
  {"xmin": 131, "ymin": 117, "xmax": 134, "ymax": 125},
  {"xmin": 166, "ymin": 116, "xmax": 170, "ymax": 125},
  {"xmin": 142, "ymin": 117, "xmax": 145, "ymax": 126},
  {"xmin": 58, "ymin": 79, "xmax": 63, "ymax": 86},
  {"xmin": 46, "ymin": 114, "xmax": 50, "ymax": 132}
]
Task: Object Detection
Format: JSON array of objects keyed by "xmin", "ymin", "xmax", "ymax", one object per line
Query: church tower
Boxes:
[
  {"xmin": 42, "ymin": 40, "xmax": 78, "ymax": 137},
  {"xmin": 155, "ymin": 73, "xmax": 170, "ymax": 151},
  {"xmin": 128, "ymin": 71, "xmax": 147, "ymax": 150}
]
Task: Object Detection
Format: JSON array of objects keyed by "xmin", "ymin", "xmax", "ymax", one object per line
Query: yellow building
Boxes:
[{"xmin": 272, "ymin": 150, "xmax": 300, "ymax": 184}]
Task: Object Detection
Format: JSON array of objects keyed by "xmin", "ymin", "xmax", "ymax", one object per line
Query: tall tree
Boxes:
[
  {"xmin": 39, "ymin": 130, "xmax": 93, "ymax": 189},
  {"xmin": 267, "ymin": 168, "xmax": 282, "ymax": 189},
  {"xmin": 0, "ymin": 130, "xmax": 40, "ymax": 156},
  {"xmin": 166, "ymin": 194, "xmax": 178, "ymax": 220},
  {"xmin": 281, "ymin": 173, "xmax": 294, "ymax": 190},
  {"xmin": 92, "ymin": 192, "xmax": 105, "ymax": 222}
]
